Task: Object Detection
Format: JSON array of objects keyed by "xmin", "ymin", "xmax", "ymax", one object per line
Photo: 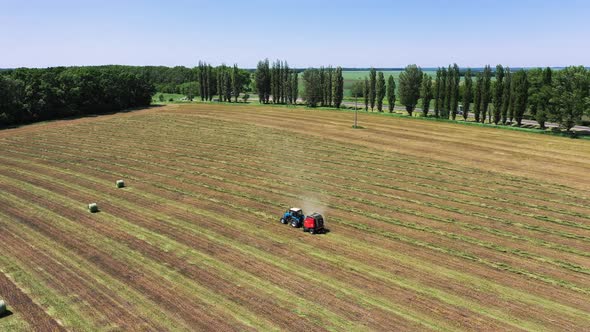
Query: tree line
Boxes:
[
  {"xmin": 301, "ymin": 66, "xmax": 344, "ymax": 108},
  {"xmin": 197, "ymin": 62, "xmax": 251, "ymax": 102},
  {"xmin": 348, "ymin": 68, "xmax": 397, "ymax": 113},
  {"xmin": 253, "ymin": 59, "xmax": 344, "ymax": 108},
  {"xmin": 395, "ymin": 65, "xmax": 590, "ymax": 131},
  {"xmin": 254, "ymin": 59, "xmax": 299, "ymax": 104},
  {"xmin": 0, "ymin": 66, "xmax": 155, "ymax": 127}
]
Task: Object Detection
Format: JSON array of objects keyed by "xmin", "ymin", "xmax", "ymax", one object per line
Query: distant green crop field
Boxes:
[{"xmin": 342, "ymin": 70, "xmax": 438, "ymax": 97}]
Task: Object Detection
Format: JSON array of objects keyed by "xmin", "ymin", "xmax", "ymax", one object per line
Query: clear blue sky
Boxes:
[{"xmin": 1, "ymin": 0, "xmax": 588, "ymax": 68}]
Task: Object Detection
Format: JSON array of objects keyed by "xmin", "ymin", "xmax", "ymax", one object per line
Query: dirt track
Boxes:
[{"xmin": 1, "ymin": 103, "xmax": 589, "ymax": 331}]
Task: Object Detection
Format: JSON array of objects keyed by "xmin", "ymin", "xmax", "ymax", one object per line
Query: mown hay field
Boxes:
[{"xmin": 0, "ymin": 103, "xmax": 589, "ymax": 331}]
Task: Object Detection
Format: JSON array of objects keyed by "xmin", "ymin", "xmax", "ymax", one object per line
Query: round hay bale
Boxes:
[
  {"xmin": 88, "ymin": 203, "xmax": 98, "ymax": 213},
  {"xmin": 0, "ymin": 300, "xmax": 6, "ymax": 315},
  {"xmin": 116, "ymin": 180, "xmax": 125, "ymax": 188}
]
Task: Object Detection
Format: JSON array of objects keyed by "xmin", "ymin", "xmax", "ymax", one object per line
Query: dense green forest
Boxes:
[
  {"xmin": 0, "ymin": 66, "xmax": 155, "ymax": 126},
  {"xmin": 0, "ymin": 64, "xmax": 251, "ymax": 127}
]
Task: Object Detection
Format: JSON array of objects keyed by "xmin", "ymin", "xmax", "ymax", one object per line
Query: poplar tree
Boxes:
[
  {"xmin": 333, "ymin": 67, "xmax": 344, "ymax": 108},
  {"xmin": 327, "ymin": 66, "xmax": 333, "ymax": 107},
  {"xmin": 369, "ymin": 67, "xmax": 376, "ymax": 111},
  {"xmin": 420, "ymin": 73, "xmax": 433, "ymax": 117},
  {"xmin": 450, "ymin": 64, "xmax": 460, "ymax": 120},
  {"xmin": 231, "ymin": 64, "xmax": 240, "ymax": 102},
  {"xmin": 509, "ymin": 83, "xmax": 517, "ymax": 124},
  {"xmin": 255, "ymin": 59, "xmax": 271, "ymax": 103},
  {"xmin": 198, "ymin": 61, "xmax": 206, "ymax": 101},
  {"xmin": 224, "ymin": 70, "xmax": 232, "ymax": 102},
  {"xmin": 217, "ymin": 65, "xmax": 223, "ymax": 102},
  {"xmin": 376, "ymin": 71, "xmax": 386, "ymax": 112},
  {"xmin": 441, "ymin": 67, "xmax": 452, "ymax": 119},
  {"xmin": 535, "ymin": 67, "xmax": 553, "ymax": 129},
  {"xmin": 481, "ymin": 65, "xmax": 492, "ymax": 123},
  {"xmin": 501, "ymin": 68, "xmax": 512, "ymax": 124},
  {"xmin": 387, "ymin": 75, "xmax": 396, "ymax": 113},
  {"xmin": 302, "ymin": 68, "xmax": 321, "ymax": 107},
  {"xmin": 319, "ymin": 67, "xmax": 326, "ymax": 106},
  {"xmin": 434, "ymin": 68, "xmax": 442, "ymax": 117},
  {"xmin": 512, "ymin": 70, "xmax": 529, "ymax": 126},
  {"xmin": 473, "ymin": 73, "xmax": 482, "ymax": 122},
  {"xmin": 462, "ymin": 68, "xmax": 473, "ymax": 120},
  {"xmin": 398, "ymin": 64, "xmax": 423, "ymax": 116},
  {"xmin": 205, "ymin": 64, "xmax": 212, "ymax": 101},
  {"xmin": 291, "ymin": 71, "xmax": 298, "ymax": 104},
  {"xmin": 492, "ymin": 64, "xmax": 504, "ymax": 124},
  {"xmin": 282, "ymin": 61, "xmax": 290, "ymax": 103},
  {"xmin": 363, "ymin": 77, "xmax": 369, "ymax": 111}
]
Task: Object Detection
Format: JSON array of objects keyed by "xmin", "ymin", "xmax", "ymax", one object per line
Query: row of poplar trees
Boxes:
[
  {"xmin": 254, "ymin": 59, "xmax": 345, "ymax": 108},
  {"xmin": 301, "ymin": 66, "xmax": 344, "ymax": 108},
  {"xmin": 357, "ymin": 68, "xmax": 397, "ymax": 112},
  {"xmin": 197, "ymin": 61, "xmax": 246, "ymax": 102},
  {"xmin": 397, "ymin": 64, "xmax": 589, "ymax": 131},
  {"xmin": 254, "ymin": 59, "xmax": 299, "ymax": 104}
]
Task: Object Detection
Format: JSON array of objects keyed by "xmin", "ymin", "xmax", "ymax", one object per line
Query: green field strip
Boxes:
[
  {"xmin": 0, "ymin": 212, "xmax": 183, "ymax": 331},
  {"xmin": 0, "ymin": 189, "xmax": 277, "ymax": 331},
  {"xmin": 0, "ymin": 311, "xmax": 31, "ymax": 332},
  {"xmin": 0, "ymin": 225, "xmax": 143, "ymax": 331},
  {"xmin": 3, "ymin": 146, "xmax": 588, "ymax": 294},
  {"xmin": 0, "ymin": 245, "xmax": 97, "ymax": 330},
  {"xmin": 6, "ymin": 159, "xmax": 579, "ymax": 331}
]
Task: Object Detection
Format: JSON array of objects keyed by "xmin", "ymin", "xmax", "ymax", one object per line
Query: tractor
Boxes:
[
  {"xmin": 280, "ymin": 208, "xmax": 305, "ymax": 228},
  {"xmin": 303, "ymin": 212, "xmax": 325, "ymax": 234}
]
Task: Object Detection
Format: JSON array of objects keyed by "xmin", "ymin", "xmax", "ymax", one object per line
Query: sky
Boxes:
[{"xmin": 1, "ymin": 0, "xmax": 589, "ymax": 68}]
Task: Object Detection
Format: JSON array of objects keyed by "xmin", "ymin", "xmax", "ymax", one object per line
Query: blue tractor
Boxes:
[{"xmin": 280, "ymin": 207, "xmax": 305, "ymax": 228}]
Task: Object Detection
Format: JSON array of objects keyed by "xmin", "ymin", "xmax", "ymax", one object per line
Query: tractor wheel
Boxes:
[
  {"xmin": 291, "ymin": 220, "xmax": 298, "ymax": 228},
  {"xmin": 280, "ymin": 218, "xmax": 287, "ymax": 224}
]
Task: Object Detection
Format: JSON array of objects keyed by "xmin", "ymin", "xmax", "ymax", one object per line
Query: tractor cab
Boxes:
[
  {"xmin": 280, "ymin": 207, "xmax": 305, "ymax": 227},
  {"xmin": 303, "ymin": 213, "xmax": 325, "ymax": 234}
]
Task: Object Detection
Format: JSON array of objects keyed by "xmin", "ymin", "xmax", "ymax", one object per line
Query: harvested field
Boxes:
[{"xmin": 0, "ymin": 103, "xmax": 589, "ymax": 331}]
